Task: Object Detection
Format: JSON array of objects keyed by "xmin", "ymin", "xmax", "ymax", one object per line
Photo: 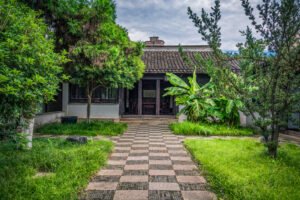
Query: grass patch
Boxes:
[
  {"xmin": 185, "ymin": 139, "xmax": 300, "ymax": 200},
  {"xmin": 170, "ymin": 121, "xmax": 254, "ymax": 136},
  {"xmin": 36, "ymin": 120, "xmax": 127, "ymax": 136},
  {"xmin": 0, "ymin": 138, "xmax": 113, "ymax": 200}
]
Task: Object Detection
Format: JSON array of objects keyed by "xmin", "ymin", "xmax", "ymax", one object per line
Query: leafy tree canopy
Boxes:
[
  {"xmin": 0, "ymin": 0, "xmax": 67, "ymax": 139},
  {"xmin": 25, "ymin": 0, "xmax": 145, "ymax": 122}
]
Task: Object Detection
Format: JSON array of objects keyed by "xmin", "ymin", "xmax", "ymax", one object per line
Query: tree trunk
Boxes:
[
  {"xmin": 268, "ymin": 125, "xmax": 280, "ymax": 158},
  {"xmin": 22, "ymin": 118, "xmax": 35, "ymax": 149},
  {"xmin": 87, "ymin": 94, "xmax": 92, "ymax": 123}
]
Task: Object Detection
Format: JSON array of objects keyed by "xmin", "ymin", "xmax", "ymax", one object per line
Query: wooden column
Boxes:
[
  {"xmin": 156, "ymin": 79, "xmax": 160, "ymax": 115},
  {"xmin": 138, "ymin": 80, "xmax": 142, "ymax": 115}
]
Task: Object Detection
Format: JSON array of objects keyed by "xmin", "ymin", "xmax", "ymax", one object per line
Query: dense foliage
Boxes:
[
  {"xmin": 26, "ymin": 0, "xmax": 145, "ymax": 122},
  {"xmin": 188, "ymin": 0, "xmax": 300, "ymax": 157},
  {"xmin": 170, "ymin": 121, "xmax": 253, "ymax": 136},
  {"xmin": 165, "ymin": 70, "xmax": 242, "ymax": 125},
  {"xmin": 0, "ymin": 138, "xmax": 113, "ymax": 200},
  {"xmin": 185, "ymin": 139, "xmax": 300, "ymax": 200},
  {"xmin": 36, "ymin": 120, "xmax": 127, "ymax": 136},
  {"xmin": 0, "ymin": 0, "xmax": 66, "ymax": 141}
]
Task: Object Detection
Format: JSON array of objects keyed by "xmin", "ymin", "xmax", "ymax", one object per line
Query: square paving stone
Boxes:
[
  {"xmin": 127, "ymin": 156, "xmax": 149, "ymax": 161},
  {"xmin": 175, "ymin": 170, "xmax": 200, "ymax": 176},
  {"xmin": 149, "ymin": 175, "xmax": 177, "ymax": 182},
  {"xmin": 113, "ymin": 190, "xmax": 148, "ymax": 200},
  {"xmin": 149, "ymin": 170, "xmax": 176, "ymax": 176},
  {"xmin": 172, "ymin": 161, "xmax": 194, "ymax": 165},
  {"xmin": 86, "ymin": 182, "xmax": 118, "ymax": 190},
  {"xmin": 150, "ymin": 156, "xmax": 170, "ymax": 160},
  {"xmin": 130, "ymin": 150, "xmax": 149, "ymax": 154},
  {"xmin": 105, "ymin": 165, "xmax": 124, "ymax": 170},
  {"xmin": 120, "ymin": 175, "xmax": 148, "ymax": 182},
  {"xmin": 123, "ymin": 170, "xmax": 148, "ymax": 176},
  {"xmin": 92, "ymin": 176, "xmax": 120, "ymax": 182},
  {"xmin": 167, "ymin": 147, "xmax": 184, "ymax": 151},
  {"xmin": 149, "ymin": 147, "xmax": 167, "ymax": 151},
  {"xmin": 149, "ymin": 152, "xmax": 169, "ymax": 157},
  {"xmin": 149, "ymin": 149, "xmax": 169, "ymax": 153},
  {"xmin": 131, "ymin": 147, "xmax": 149, "ymax": 150},
  {"xmin": 129, "ymin": 153, "xmax": 149, "ymax": 156},
  {"xmin": 117, "ymin": 182, "xmax": 148, "ymax": 190},
  {"xmin": 170, "ymin": 157, "xmax": 192, "ymax": 162},
  {"xmin": 176, "ymin": 176, "xmax": 206, "ymax": 183},
  {"xmin": 149, "ymin": 182, "xmax": 180, "ymax": 191},
  {"xmin": 84, "ymin": 190, "xmax": 115, "ymax": 200},
  {"xmin": 181, "ymin": 191, "xmax": 217, "ymax": 200},
  {"xmin": 149, "ymin": 165, "xmax": 173, "ymax": 170},
  {"xmin": 124, "ymin": 164, "xmax": 148, "ymax": 170},
  {"xmin": 173, "ymin": 165, "xmax": 197, "ymax": 171},
  {"xmin": 98, "ymin": 170, "xmax": 123, "ymax": 176},
  {"xmin": 149, "ymin": 160, "xmax": 172, "ymax": 165},
  {"xmin": 149, "ymin": 191, "xmax": 183, "ymax": 200},
  {"xmin": 126, "ymin": 160, "xmax": 149, "ymax": 165},
  {"xmin": 179, "ymin": 183, "xmax": 207, "ymax": 191}
]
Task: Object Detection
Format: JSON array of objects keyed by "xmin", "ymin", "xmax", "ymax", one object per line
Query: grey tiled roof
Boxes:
[{"xmin": 142, "ymin": 46, "xmax": 239, "ymax": 74}]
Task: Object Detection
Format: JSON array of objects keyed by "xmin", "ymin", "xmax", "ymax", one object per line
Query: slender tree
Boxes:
[{"xmin": 188, "ymin": 0, "xmax": 300, "ymax": 157}]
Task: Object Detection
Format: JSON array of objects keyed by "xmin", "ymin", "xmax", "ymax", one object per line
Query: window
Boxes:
[{"xmin": 69, "ymin": 84, "xmax": 118, "ymax": 103}]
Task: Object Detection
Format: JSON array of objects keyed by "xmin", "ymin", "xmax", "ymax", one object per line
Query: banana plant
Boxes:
[
  {"xmin": 164, "ymin": 70, "xmax": 215, "ymax": 122},
  {"xmin": 164, "ymin": 69, "xmax": 243, "ymax": 125}
]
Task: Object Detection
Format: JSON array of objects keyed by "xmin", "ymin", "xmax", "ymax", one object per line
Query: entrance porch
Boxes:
[{"xmin": 119, "ymin": 75, "xmax": 177, "ymax": 116}]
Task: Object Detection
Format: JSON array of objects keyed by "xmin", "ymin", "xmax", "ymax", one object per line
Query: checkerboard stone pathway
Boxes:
[{"xmin": 81, "ymin": 122, "xmax": 217, "ymax": 200}]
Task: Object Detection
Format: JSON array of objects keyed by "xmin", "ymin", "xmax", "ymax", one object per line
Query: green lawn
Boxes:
[
  {"xmin": 36, "ymin": 120, "xmax": 127, "ymax": 136},
  {"xmin": 0, "ymin": 138, "xmax": 113, "ymax": 200},
  {"xmin": 170, "ymin": 121, "xmax": 254, "ymax": 136},
  {"xmin": 185, "ymin": 139, "xmax": 300, "ymax": 200}
]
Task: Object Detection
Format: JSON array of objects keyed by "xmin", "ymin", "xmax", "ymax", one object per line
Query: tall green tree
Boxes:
[
  {"xmin": 188, "ymin": 0, "xmax": 300, "ymax": 157},
  {"xmin": 0, "ymin": 0, "xmax": 66, "ymax": 147},
  {"xmin": 25, "ymin": 0, "xmax": 145, "ymax": 122}
]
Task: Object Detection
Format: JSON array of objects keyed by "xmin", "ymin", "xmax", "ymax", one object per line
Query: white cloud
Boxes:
[{"xmin": 116, "ymin": 0, "xmax": 262, "ymax": 50}]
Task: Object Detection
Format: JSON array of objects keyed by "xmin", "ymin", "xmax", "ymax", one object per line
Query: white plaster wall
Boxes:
[
  {"xmin": 34, "ymin": 112, "xmax": 65, "ymax": 128},
  {"xmin": 67, "ymin": 103, "xmax": 120, "ymax": 119},
  {"xmin": 62, "ymin": 82, "xmax": 120, "ymax": 119}
]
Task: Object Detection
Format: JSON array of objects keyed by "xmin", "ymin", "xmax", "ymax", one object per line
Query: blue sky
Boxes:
[{"xmin": 115, "ymin": 0, "xmax": 261, "ymax": 50}]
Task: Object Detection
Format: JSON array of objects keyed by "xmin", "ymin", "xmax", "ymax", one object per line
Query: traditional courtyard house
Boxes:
[
  {"xmin": 34, "ymin": 37, "xmax": 218, "ymax": 125},
  {"xmin": 34, "ymin": 36, "xmax": 299, "ymax": 131}
]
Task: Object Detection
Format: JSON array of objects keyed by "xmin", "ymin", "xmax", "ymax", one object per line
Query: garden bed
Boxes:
[
  {"xmin": 36, "ymin": 120, "xmax": 127, "ymax": 136},
  {"xmin": 185, "ymin": 139, "xmax": 300, "ymax": 200},
  {"xmin": 170, "ymin": 121, "xmax": 254, "ymax": 136},
  {"xmin": 0, "ymin": 138, "xmax": 113, "ymax": 200}
]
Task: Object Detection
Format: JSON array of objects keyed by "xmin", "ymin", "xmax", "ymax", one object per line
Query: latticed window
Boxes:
[{"xmin": 69, "ymin": 84, "xmax": 118, "ymax": 103}]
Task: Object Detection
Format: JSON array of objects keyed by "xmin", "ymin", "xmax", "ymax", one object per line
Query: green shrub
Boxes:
[
  {"xmin": 185, "ymin": 139, "xmax": 300, "ymax": 200},
  {"xmin": 170, "ymin": 121, "xmax": 254, "ymax": 136},
  {"xmin": 36, "ymin": 120, "xmax": 127, "ymax": 136},
  {"xmin": 0, "ymin": 138, "xmax": 113, "ymax": 200}
]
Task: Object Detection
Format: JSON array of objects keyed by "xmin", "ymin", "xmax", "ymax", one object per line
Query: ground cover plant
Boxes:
[
  {"xmin": 170, "ymin": 121, "xmax": 253, "ymax": 136},
  {"xmin": 36, "ymin": 121, "xmax": 127, "ymax": 136},
  {"xmin": 185, "ymin": 139, "xmax": 300, "ymax": 200},
  {"xmin": 0, "ymin": 138, "xmax": 113, "ymax": 200}
]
